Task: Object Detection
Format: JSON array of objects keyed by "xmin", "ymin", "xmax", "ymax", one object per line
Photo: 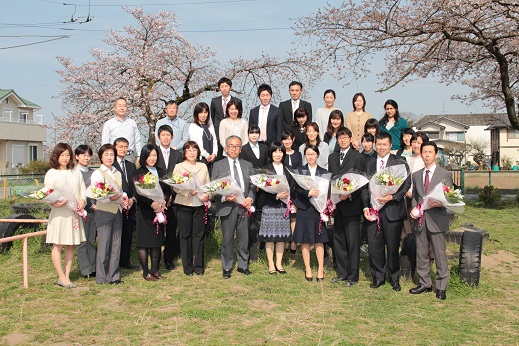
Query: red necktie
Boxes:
[{"xmin": 424, "ymin": 169, "xmax": 430, "ymax": 192}]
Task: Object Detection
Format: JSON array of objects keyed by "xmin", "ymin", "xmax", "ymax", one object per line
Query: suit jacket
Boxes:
[
  {"xmin": 210, "ymin": 96, "xmax": 241, "ymax": 142},
  {"xmin": 239, "ymin": 142, "xmax": 269, "ymax": 169},
  {"xmin": 279, "ymin": 99, "xmax": 312, "ymax": 132},
  {"xmin": 211, "ymin": 157, "xmax": 256, "ymax": 217},
  {"xmin": 290, "ymin": 125, "xmax": 307, "ymax": 150},
  {"xmin": 361, "ymin": 154, "xmax": 411, "ymax": 221},
  {"xmin": 133, "ymin": 166, "xmax": 171, "ymax": 226},
  {"xmin": 156, "ymin": 147, "xmax": 182, "ymax": 175},
  {"xmin": 255, "ymin": 162, "xmax": 296, "ymax": 210},
  {"xmin": 284, "ymin": 151, "xmax": 302, "ymax": 169},
  {"xmin": 113, "ymin": 159, "xmax": 136, "ymax": 198},
  {"xmin": 293, "ymin": 164, "xmax": 329, "ymax": 210},
  {"xmin": 249, "ymin": 104, "xmax": 283, "ymax": 146},
  {"xmin": 411, "ymin": 166, "xmax": 453, "ymax": 233},
  {"xmin": 328, "ymin": 149, "xmax": 366, "ymax": 216}
]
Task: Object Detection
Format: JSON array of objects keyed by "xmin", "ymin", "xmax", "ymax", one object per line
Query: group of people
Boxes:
[{"xmin": 44, "ymin": 77, "xmax": 452, "ymax": 300}]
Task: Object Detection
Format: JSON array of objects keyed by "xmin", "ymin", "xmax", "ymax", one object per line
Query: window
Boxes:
[
  {"xmin": 426, "ymin": 131, "xmax": 439, "ymax": 140},
  {"xmin": 447, "ymin": 131, "xmax": 465, "ymax": 142},
  {"xmin": 29, "ymin": 145, "xmax": 38, "ymax": 162},
  {"xmin": 509, "ymin": 129, "xmax": 519, "ymax": 139},
  {"xmin": 19, "ymin": 112, "xmax": 28, "ymax": 123}
]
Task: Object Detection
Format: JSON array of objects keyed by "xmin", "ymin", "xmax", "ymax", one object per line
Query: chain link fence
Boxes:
[
  {"xmin": 0, "ymin": 174, "xmax": 45, "ymax": 199},
  {"xmin": 451, "ymin": 170, "xmax": 519, "ymax": 195}
]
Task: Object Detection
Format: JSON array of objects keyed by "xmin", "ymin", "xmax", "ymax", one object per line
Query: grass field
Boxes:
[{"xmin": 1, "ymin": 200, "xmax": 518, "ymax": 345}]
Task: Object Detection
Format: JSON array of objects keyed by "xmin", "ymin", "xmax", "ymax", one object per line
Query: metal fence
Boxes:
[
  {"xmin": 0, "ymin": 174, "xmax": 45, "ymax": 199},
  {"xmin": 462, "ymin": 170, "xmax": 519, "ymax": 194}
]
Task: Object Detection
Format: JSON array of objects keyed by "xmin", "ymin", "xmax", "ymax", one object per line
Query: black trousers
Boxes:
[
  {"xmin": 366, "ymin": 208, "xmax": 402, "ymax": 284},
  {"xmin": 176, "ymin": 205, "xmax": 205, "ymax": 275},
  {"xmin": 333, "ymin": 210, "xmax": 361, "ymax": 281},
  {"xmin": 163, "ymin": 204, "xmax": 180, "ymax": 265},
  {"xmin": 119, "ymin": 206, "xmax": 136, "ymax": 267}
]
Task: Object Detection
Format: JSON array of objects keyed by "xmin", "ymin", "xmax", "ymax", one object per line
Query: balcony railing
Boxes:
[{"xmin": 0, "ymin": 117, "xmax": 43, "ymax": 125}]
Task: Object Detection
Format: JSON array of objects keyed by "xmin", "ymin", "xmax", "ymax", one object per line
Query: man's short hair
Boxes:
[
  {"xmin": 158, "ymin": 124, "xmax": 173, "ymax": 136},
  {"xmin": 336, "ymin": 127, "xmax": 352, "ymax": 139},
  {"xmin": 218, "ymin": 77, "xmax": 232, "ymax": 88},
  {"xmin": 289, "ymin": 81, "xmax": 303, "ymax": 89},
  {"xmin": 421, "ymin": 140, "xmax": 438, "ymax": 153},
  {"xmin": 376, "ymin": 132, "xmax": 392, "ymax": 145},
  {"xmin": 165, "ymin": 100, "xmax": 177, "ymax": 107},
  {"xmin": 115, "ymin": 97, "xmax": 127, "ymax": 104},
  {"xmin": 113, "ymin": 137, "xmax": 129, "ymax": 146},
  {"xmin": 257, "ymin": 83, "xmax": 273, "ymax": 96},
  {"xmin": 226, "ymin": 135, "xmax": 242, "ymax": 146}
]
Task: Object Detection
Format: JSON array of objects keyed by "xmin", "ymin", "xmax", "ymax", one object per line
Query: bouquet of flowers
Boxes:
[
  {"xmin": 201, "ymin": 175, "xmax": 255, "ymax": 214},
  {"xmin": 134, "ymin": 172, "xmax": 166, "ymax": 226},
  {"xmin": 86, "ymin": 176, "xmax": 119, "ymax": 202},
  {"xmin": 161, "ymin": 171, "xmax": 198, "ymax": 193},
  {"xmin": 54, "ymin": 180, "xmax": 88, "ymax": 221},
  {"xmin": 330, "ymin": 171, "xmax": 369, "ymax": 205},
  {"xmin": 367, "ymin": 164, "xmax": 408, "ymax": 226},
  {"xmin": 369, "ymin": 164, "xmax": 408, "ymax": 212},
  {"xmin": 288, "ymin": 169, "xmax": 333, "ymax": 224},
  {"xmin": 28, "ymin": 187, "xmax": 62, "ymax": 203},
  {"xmin": 411, "ymin": 182, "xmax": 465, "ymax": 220},
  {"xmin": 250, "ymin": 170, "xmax": 290, "ymax": 204}
]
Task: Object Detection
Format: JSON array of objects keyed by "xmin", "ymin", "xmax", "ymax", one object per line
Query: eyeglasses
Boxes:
[
  {"xmin": 385, "ymin": 107, "xmax": 395, "ymax": 111},
  {"xmin": 226, "ymin": 145, "xmax": 241, "ymax": 150}
]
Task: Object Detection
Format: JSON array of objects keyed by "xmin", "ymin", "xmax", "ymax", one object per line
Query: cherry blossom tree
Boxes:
[
  {"xmin": 55, "ymin": 7, "xmax": 320, "ymax": 147},
  {"xmin": 295, "ymin": 0, "xmax": 519, "ymax": 130}
]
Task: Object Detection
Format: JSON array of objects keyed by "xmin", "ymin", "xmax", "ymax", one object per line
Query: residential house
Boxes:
[
  {"xmin": 414, "ymin": 113, "xmax": 509, "ymax": 166},
  {"xmin": 0, "ymin": 89, "xmax": 46, "ymax": 171},
  {"xmin": 485, "ymin": 116, "xmax": 519, "ymax": 167}
]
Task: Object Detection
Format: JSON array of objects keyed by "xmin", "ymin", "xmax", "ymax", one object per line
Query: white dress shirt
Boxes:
[{"xmin": 102, "ymin": 116, "xmax": 142, "ymax": 154}]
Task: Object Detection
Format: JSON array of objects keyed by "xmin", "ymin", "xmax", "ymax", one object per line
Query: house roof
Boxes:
[
  {"xmin": 0, "ymin": 89, "xmax": 41, "ymax": 109},
  {"xmin": 415, "ymin": 113, "xmax": 508, "ymax": 127}
]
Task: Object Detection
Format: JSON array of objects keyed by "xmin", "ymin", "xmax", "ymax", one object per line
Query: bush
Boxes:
[
  {"xmin": 500, "ymin": 155, "xmax": 514, "ymax": 170},
  {"xmin": 19, "ymin": 160, "xmax": 49, "ymax": 174},
  {"xmin": 478, "ymin": 185, "xmax": 501, "ymax": 205}
]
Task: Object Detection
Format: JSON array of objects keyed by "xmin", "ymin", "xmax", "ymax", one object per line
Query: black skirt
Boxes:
[{"xmin": 292, "ymin": 206, "xmax": 328, "ymax": 245}]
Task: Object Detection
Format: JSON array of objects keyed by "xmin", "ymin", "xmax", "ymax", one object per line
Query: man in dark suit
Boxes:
[
  {"xmin": 362, "ymin": 132, "xmax": 411, "ymax": 291},
  {"xmin": 409, "ymin": 141, "xmax": 453, "ymax": 300},
  {"xmin": 210, "ymin": 77, "xmax": 241, "ymax": 159},
  {"xmin": 328, "ymin": 127, "xmax": 366, "ymax": 286},
  {"xmin": 155, "ymin": 124, "xmax": 183, "ymax": 270},
  {"xmin": 113, "ymin": 137, "xmax": 138, "ymax": 270},
  {"xmin": 249, "ymin": 84, "xmax": 283, "ymax": 146},
  {"xmin": 279, "ymin": 81, "xmax": 312, "ymax": 132},
  {"xmin": 211, "ymin": 135, "xmax": 256, "ymax": 279}
]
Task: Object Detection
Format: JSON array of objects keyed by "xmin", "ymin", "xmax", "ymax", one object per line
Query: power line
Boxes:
[
  {"xmin": 38, "ymin": 0, "xmax": 259, "ymax": 6},
  {"xmin": 0, "ymin": 36, "xmax": 69, "ymax": 50}
]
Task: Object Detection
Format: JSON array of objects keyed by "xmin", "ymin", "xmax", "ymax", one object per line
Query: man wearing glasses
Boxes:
[{"xmin": 211, "ymin": 136, "xmax": 255, "ymax": 279}]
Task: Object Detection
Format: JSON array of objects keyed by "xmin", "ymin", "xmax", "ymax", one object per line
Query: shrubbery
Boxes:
[
  {"xmin": 478, "ymin": 185, "xmax": 501, "ymax": 205},
  {"xmin": 19, "ymin": 160, "xmax": 49, "ymax": 175}
]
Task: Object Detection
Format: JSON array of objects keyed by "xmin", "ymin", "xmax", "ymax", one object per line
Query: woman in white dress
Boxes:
[
  {"xmin": 44, "ymin": 143, "xmax": 86, "ymax": 288},
  {"xmin": 314, "ymin": 89, "xmax": 341, "ymax": 141}
]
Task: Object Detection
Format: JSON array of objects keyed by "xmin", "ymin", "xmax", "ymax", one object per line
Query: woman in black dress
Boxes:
[
  {"xmin": 290, "ymin": 107, "xmax": 310, "ymax": 149},
  {"xmin": 292, "ymin": 144, "xmax": 329, "ymax": 282},
  {"xmin": 281, "ymin": 130, "xmax": 302, "ymax": 169},
  {"xmin": 257, "ymin": 142, "xmax": 295, "ymax": 274},
  {"xmin": 133, "ymin": 144, "xmax": 171, "ymax": 281}
]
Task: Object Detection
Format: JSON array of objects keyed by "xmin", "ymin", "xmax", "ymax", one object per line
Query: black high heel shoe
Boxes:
[
  {"xmin": 305, "ymin": 274, "xmax": 313, "ymax": 282},
  {"xmin": 316, "ymin": 276, "xmax": 324, "ymax": 282}
]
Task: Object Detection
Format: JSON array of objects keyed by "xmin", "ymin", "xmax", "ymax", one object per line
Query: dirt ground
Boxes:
[{"xmin": 482, "ymin": 250, "xmax": 519, "ymax": 276}]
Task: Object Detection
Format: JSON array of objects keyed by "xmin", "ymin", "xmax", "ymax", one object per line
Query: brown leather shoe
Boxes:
[{"xmin": 151, "ymin": 272, "xmax": 164, "ymax": 279}]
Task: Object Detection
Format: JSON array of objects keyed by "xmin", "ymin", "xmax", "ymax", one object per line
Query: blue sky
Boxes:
[{"xmin": 2, "ymin": 0, "xmax": 493, "ymax": 131}]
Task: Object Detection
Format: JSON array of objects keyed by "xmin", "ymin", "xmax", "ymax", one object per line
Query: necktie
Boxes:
[
  {"xmin": 380, "ymin": 159, "xmax": 385, "ymax": 170},
  {"xmin": 292, "ymin": 100, "xmax": 297, "ymax": 116},
  {"xmin": 120, "ymin": 160, "xmax": 127, "ymax": 182},
  {"xmin": 340, "ymin": 151, "xmax": 345, "ymax": 163},
  {"xmin": 233, "ymin": 160, "xmax": 241, "ymax": 188},
  {"xmin": 223, "ymin": 99, "xmax": 228, "ymax": 117},
  {"xmin": 260, "ymin": 106, "xmax": 267, "ymax": 142},
  {"xmin": 163, "ymin": 149, "xmax": 169, "ymax": 170},
  {"xmin": 424, "ymin": 169, "xmax": 430, "ymax": 192}
]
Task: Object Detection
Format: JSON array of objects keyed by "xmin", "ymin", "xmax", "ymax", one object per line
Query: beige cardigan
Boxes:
[{"xmin": 172, "ymin": 162, "xmax": 211, "ymax": 207}]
